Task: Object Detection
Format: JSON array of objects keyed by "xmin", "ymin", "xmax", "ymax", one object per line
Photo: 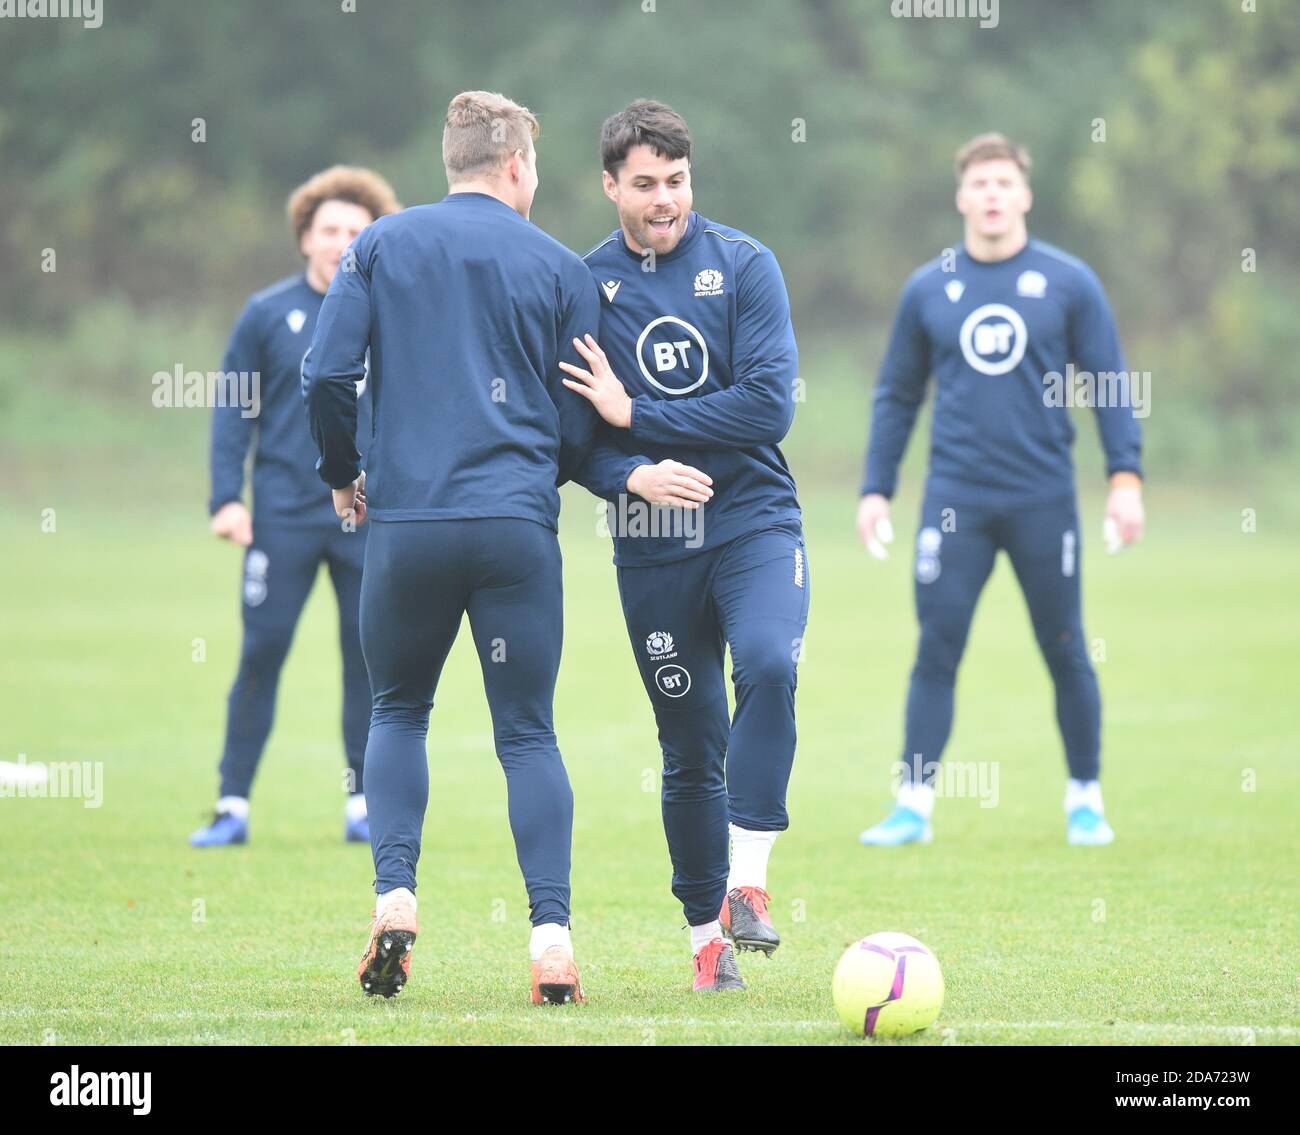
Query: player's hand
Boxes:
[
  {"xmin": 626, "ymin": 460, "xmax": 714, "ymax": 509},
  {"xmin": 333, "ymin": 470, "xmax": 367, "ymax": 528},
  {"xmin": 1104, "ymin": 474, "xmax": 1143, "ymax": 553},
  {"xmin": 857, "ymin": 493, "xmax": 894, "ymax": 560},
  {"xmin": 559, "ymin": 334, "xmax": 633, "ymax": 429},
  {"xmin": 210, "ymin": 501, "xmax": 253, "ymax": 547}
]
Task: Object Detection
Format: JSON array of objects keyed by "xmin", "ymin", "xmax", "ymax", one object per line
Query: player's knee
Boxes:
[
  {"xmin": 368, "ymin": 697, "xmax": 432, "ymax": 734},
  {"xmin": 658, "ymin": 706, "xmax": 726, "ymax": 801},
  {"xmin": 731, "ymin": 635, "xmax": 799, "ymax": 688},
  {"xmin": 1039, "ymin": 627, "xmax": 1092, "ymax": 678},
  {"xmin": 236, "ymin": 628, "xmax": 293, "ymax": 679},
  {"xmin": 661, "ymin": 754, "xmax": 725, "ymax": 802},
  {"xmin": 913, "ymin": 621, "xmax": 966, "ymax": 683},
  {"xmin": 493, "ymin": 726, "xmax": 560, "ymax": 771}
]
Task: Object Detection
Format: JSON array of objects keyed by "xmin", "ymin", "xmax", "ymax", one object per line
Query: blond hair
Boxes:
[
  {"xmin": 442, "ymin": 90, "xmax": 540, "ymax": 183},
  {"xmin": 954, "ymin": 132, "xmax": 1031, "ymax": 182},
  {"xmin": 286, "ymin": 165, "xmax": 401, "ymax": 243}
]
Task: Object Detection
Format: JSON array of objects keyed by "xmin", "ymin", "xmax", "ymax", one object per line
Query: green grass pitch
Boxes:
[{"xmin": 1, "ymin": 486, "xmax": 1296, "ymax": 1045}]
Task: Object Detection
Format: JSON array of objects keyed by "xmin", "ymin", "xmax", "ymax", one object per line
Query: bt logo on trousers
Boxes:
[
  {"xmin": 959, "ymin": 303, "xmax": 1027, "ymax": 376},
  {"xmin": 655, "ymin": 664, "xmax": 692, "ymax": 698},
  {"xmin": 636, "ymin": 315, "xmax": 710, "ymax": 395}
]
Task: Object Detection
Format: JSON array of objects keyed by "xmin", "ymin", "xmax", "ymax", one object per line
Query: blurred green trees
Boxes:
[{"xmin": 2, "ymin": 0, "xmax": 1296, "ymax": 476}]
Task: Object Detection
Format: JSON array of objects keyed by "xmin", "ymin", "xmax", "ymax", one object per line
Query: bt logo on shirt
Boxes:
[
  {"xmin": 959, "ymin": 302, "xmax": 1028, "ymax": 376},
  {"xmin": 636, "ymin": 315, "xmax": 710, "ymax": 395}
]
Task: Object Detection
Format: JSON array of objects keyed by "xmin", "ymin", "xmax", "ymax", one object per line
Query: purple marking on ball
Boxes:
[
  {"xmin": 862, "ymin": 955, "xmax": 908, "ymax": 1037},
  {"xmin": 862, "ymin": 942, "xmax": 896, "ymax": 960},
  {"xmin": 890, "ymin": 954, "xmax": 908, "ymax": 999}
]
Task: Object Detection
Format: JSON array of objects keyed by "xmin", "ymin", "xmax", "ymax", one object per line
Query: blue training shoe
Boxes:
[
  {"xmin": 345, "ymin": 813, "xmax": 370, "ymax": 844},
  {"xmin": 859, "ymin": 804, "xmax": 933, "ymax": 846},
  {"xmin": 1067, "ymin": 805, "xmax": 1114, "ymax": 845},
  {"xmin": 190, "ymin": 810, "xmax": 248, "ymax": 847}
]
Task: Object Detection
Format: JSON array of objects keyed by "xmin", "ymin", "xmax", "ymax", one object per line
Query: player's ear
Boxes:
[
  {"xmin": 1023, "ymin": 184, "xmax": 1033, "ymax": 214},
  {"xmin": 601, "ymin": 169, "xmax": 619, "ymax": 205}
]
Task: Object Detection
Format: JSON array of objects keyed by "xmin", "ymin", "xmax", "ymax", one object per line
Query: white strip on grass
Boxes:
[{"xmin": 3, "ymin": 1006, "xmax": 1297, "ymax": 1042}]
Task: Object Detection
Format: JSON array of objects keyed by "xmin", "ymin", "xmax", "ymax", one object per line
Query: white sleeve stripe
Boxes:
[
  {"xmin": 1029, "ymin": 239, "xmax": 1083, "ymax": 271},
  {"xmin": 702, "ymin": 228, "xmax": 763, "ymax": 254},
  {"xmin": 582, "ymin": 234, "xmax": 621, "ymax": 262}
]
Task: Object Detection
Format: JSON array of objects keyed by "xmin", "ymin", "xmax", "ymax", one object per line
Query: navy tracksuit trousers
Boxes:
[
  {"xmin": 360, "ymin": 518, "xmax": 573, "ymax": 927},
  {"xmin": 901, "ymin": 491, "xmax": 1101, "ymax": 783},
  {"xmin": 219, "ymin": 521, "xmax": 369, "ymax": 798},
  {"xmin": 616, "ymin": 522, "xmax": 810, "ymax": 926}
]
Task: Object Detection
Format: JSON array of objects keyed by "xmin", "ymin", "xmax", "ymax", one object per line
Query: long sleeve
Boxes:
[
  {"xmin": 547, "ymin": 270, "xmax": 602, "ymax": 485},
  {"xmin": 1069, "ymin": 266, "xmax": 1143, "ymax": 480},
  {"xmin": 860, "ymin": 281, "xmax": 931, "ymax": 498},
  {"xmin": 302, "ymin": 246, "xmax": 370, "ymax": 490},
  {"xmin": 571, "ymin": 421, "xmax": 651, "ymax": 503},
  {"xmin": 208, "ymin": 300, "xmax": 260, "ymax": 515},
  {"xmin": 628, "ymin": 249, "xmax": 797, "ymax": 449}
]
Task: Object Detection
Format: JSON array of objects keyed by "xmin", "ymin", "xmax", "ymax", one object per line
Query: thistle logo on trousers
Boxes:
[
  {"xmin": 244, "ymin": 549, "xmax": 269, "ymax": 607},
  {"xmin": 916, "ymin": 526, "xmax": 942, "ymax": 585},
  {"xmin": 645, "ymin": 630, "xmax": 677, "ymax": 661},
  {"xmin": 1062, "ymin": 530, "xmax": 1076, "ymax": 577}
]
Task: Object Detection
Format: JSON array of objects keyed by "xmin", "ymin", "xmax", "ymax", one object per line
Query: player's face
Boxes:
[
  {"xmin": 301, "ymin": 199, "xmax": 375, "ymax": 288},
  {"xmin": 956, "ymin": 159, "xmax": 1031, "ymax": 239},
  {"xmin": 603, "ymin": 145, "xmax": 692, "ymax": 256}
]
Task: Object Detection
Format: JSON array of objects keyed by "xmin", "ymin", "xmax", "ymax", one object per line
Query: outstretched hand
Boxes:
[{"xmin": 559, "ymin": 334, "xmax": 633, "ymax": 429}]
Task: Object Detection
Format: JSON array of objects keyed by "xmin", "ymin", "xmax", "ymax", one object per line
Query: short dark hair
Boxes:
[{"xmin": 600, "ymin": 99, "xmax": 692, "ymax": 177}]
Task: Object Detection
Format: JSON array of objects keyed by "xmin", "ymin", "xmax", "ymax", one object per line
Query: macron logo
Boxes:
[{"xmin": 601, "ymin": 280, "xmax": 621, "ymax": 303}]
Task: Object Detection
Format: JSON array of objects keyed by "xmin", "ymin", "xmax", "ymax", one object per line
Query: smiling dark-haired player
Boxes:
[
  {"xmin": 855, "ymin": 133, "xmax": 1145, "ymax": 848},
  {"xmin": 562, "ymin": 100, "xmax": 808, "ymax": 993}
]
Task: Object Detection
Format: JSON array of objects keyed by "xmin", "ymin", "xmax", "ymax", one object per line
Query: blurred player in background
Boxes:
[
  {"xmin": 304, "ymin": 91, "xmax": 598, "ymax": 1003},
  {"xmin": 563, "ymin": 101, "xmax": 808, "ymax": 992},
  {"xmin": 194, "ymin": 166, "xmax": 401, "ymax": 848},
  {"xmin": 856, "ymin": 133, "xmax": 1144, "ymax": 847}
]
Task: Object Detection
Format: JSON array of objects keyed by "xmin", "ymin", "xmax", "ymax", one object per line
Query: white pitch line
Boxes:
[{"xmin": 1, "ymin": 1007, "xmax": 1295, "ymax": 1039}]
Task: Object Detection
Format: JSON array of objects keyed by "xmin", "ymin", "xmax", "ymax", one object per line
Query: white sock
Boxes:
[
  {"xmin": 529, "ymin": 922, "xmax": 572, "ymax": 960},
  {"xmin": 727, "ymin": 824, "xmax": 778, "ymax": 891},
  {"xmin": 376, "ymin": 887, "xmax": 416, "ymax": 917},
  {"xmin": 690, "ymin": 920, "xmax": 723, "ymax": 955},
  {"xmin": 216, "ymin": 795, "xmax": 249, "ymax": 820},
  {"xmin": 345, "ymin": 793, "xmax": 367, "ymax": 822},
  {"xmin": 1065, "ymin": 779, "xmax": 1104, "ymax": 814},
  {"xmin": 898, "ymin": 780, "xmax": 935, "ymax": 820}
]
